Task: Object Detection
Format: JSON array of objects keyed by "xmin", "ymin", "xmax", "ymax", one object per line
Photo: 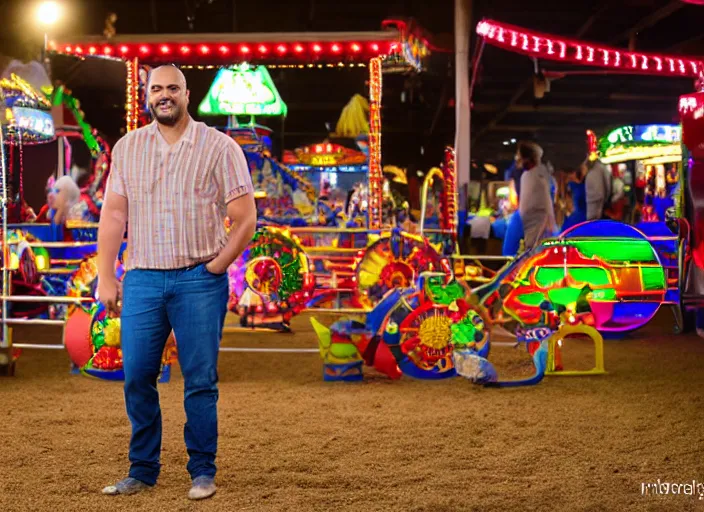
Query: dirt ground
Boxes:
[{"xmin": 1, "ymin": 309, "xmax": 703, "ymax": 512}]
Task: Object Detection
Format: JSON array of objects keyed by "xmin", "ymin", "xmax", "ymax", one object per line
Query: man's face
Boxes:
[{"xmin": 148, "ymin": 67, "xmax": 189, "ymax": 126}]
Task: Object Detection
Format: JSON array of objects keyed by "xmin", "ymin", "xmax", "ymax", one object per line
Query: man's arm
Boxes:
[
  {"xmin": 207, "ymin": 138, "xmax": 257, "ymax": 273},
  {"xmin": 208, "ymin": 192, "xmax": 257, "ymax": 272},
  {"xmin": 97, "ymin": 162, "xmax": 128, "ymax": 283}
]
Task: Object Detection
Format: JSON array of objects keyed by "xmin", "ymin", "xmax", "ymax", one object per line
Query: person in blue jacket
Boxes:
[{"xmin": 562, "ymin": 166, "xmax": 587, "ymax": 232}]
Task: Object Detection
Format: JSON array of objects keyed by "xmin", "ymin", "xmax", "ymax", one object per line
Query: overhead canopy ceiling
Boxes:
[{"xmin": 470, "ymin": 0, "xmax": 704, "ymax": 169}]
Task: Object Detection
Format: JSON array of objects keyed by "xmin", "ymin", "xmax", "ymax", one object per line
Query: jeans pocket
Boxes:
[{"xmin": 201, "ymin": 262, "xmax": 227, "ymax": 277}]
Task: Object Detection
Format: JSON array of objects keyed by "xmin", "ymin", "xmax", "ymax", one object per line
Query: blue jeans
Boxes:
[{"xmin": 121, "ymin": 263, "xmax": 229, "ymax": 485}]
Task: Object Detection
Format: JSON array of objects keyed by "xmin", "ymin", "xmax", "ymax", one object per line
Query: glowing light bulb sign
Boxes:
[
  {"xmin": 198, "ymin": 63, "xmax": 287, "ymax": 117},
  {"xmin": 10, "ymin": 107, "xmax": 54, "ymax": 137},
  {"xmin": 599, "ymin": 124, "xmax": 682, "ymax": 164}
]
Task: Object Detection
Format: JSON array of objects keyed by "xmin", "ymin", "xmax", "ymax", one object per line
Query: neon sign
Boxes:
[
  {"xmin": 8, "ymin": 106, "xmax": 55, "ymax": 137},
  {"xmin": 605, "ymin": 124, "xmax": 681, "ymax": 146},
  {"xmin": 198, "ymin": 64, "xmax": 287, "ymax": 117}
]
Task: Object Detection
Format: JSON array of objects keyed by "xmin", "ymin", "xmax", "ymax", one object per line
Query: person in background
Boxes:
[
  {"xmin": 517, "ymin": 141, "xmax": 557, "ymax": 249},
  {"xmin": 584, "ymin": 159, "xmax": 612, "ymax": 220},
  {"xmin": 561, "ymin": 166, "xmax": 587, "ymax": 231},
  {"xmin": 504, "ymin": 155, "xmax": 524, "ymax": 204}
]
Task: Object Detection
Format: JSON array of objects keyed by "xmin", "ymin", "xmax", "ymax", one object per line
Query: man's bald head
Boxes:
[
  {"xmin": 147, "ymin": 65, "xmax": 190, "ymax": 126},
  {"xmin": 149, "ymin": 65, "xmax": 187, "ymax": 89}
]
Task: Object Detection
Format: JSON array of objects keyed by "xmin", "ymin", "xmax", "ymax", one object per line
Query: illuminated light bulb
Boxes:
[
  {"xmin": 690, "ymin": 61, "xmax": 698, "ymax": 74},
  {"xmin": 160, "ymin": 45, "xmax": 170, "ymax": 54},
  {"xmin": 641, "ymin": 55, "xmax": 648, "ymax": 70},
  {"xmin": 559, "ymin": 42, "xmax": 566, "ymax": 59},
  {"xmin": 258, "ymin": 44, "xmax": 268, "ymax": 53},
  {"xmin": 587, "ymin": 46, "xmax": 594, "ymax": 62},
  {"xmin": 510, "ymin": 31, "xmax": 518, "ymax": 47},
  {"xmin": 75, "ymin": 46, "xmax": 83, "ymax": 53},
  {"xmin": 64, "ymin": 45, "xmax": 72, "ymax": 53},
  {"xmin": 331, "ymin": 43, "xmax": 341, "ymax": 53},
  {"xmin": 576, "ymin": 45, "xmax": 583, "ymax": 60},
  {"xmin": 653, "ymin": 57, "xmax": 662, "ymax": 71},
  {"xmin": 139, "ymin": 45, "xmax": 149, "ymax": 54},
  {"xmin": 312, "ymin": 43, "xmax": 322, "ymax": 53},
  {"xmin": 602, "ymin": 49, "xmax": 609, "ymax": 65},
  {"xmin": 103, "ymin": 46, "xmax": 112, "ymax": 55},
  {"xmin": 521, "ymin": 34, "xmax": 528, "ymax": 50},
  {"xmin": 294, "ymin": 44, "xmax": 304, "ymax": 53},
  {"xmin": 370, "ymin": 43, "xmax": 379, "ymax": 51},
  {"xmin": 614, "ymin": 52, "xmax": 621, "ymax": 66},
  {"xmin": 89, "ymin": 46, "xmax": 97, "ymax": 54},
  {"xmin": 276, "ymin": 44, "xmax": 287, "ymax": 53},
  {"xmin": 351, "ymin": 43, "xmax": 361, "ymax": 52},
  {"xmin": 497, "ymin": 28, "xmax": 505, "ymax": 42},
  {"xmin": 532, "ymin": 36, "xmax": 540, "ymax": 52},
  {"xmin": 547, "ymin": 40, "xmax": 554, "ymax": 55},
  {"xmin": 487, "ymin": 25, "xmax": 496, "ymax": 38},
  {"xmin": 667, "ymin": 58, "xmax": 675, "ymax": 72},
  {"xmin": 180, "ymin": 45, "xmax": 190, "ymax": 54},
  {"xmin": 678, "ymin": 59, "xmax": 685, "ymax": 73},
  {"xmin": 119, "ymin": 45, "xmax": 128, "ymax": 54},
  {"xmin": 476, "ymin": 21, "xmax": 489, "ymax": 36},
  {"xmin": 199, "ymin": 45, "xmax": 210, "ymax": 54},
  {"xmin": 630, "ymin": 54, "xmax": 637, "ymax": 68},
  {"xmin": 239, "ymin": 45, "xmax": 250, "ymax": 54}
]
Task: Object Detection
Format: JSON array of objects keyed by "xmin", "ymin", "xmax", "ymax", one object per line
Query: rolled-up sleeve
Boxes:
[
  {"xmin": 107, "ymin": 149, "xmax": 127, "ymax": 198},
  {"xmin": 216, "ymin": 139, "xmax": 254, "ymax": 204}
]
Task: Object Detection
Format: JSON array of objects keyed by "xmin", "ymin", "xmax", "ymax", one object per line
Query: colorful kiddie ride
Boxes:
[
  {"xmin": 312, "ymin": 219, "xmax": 677, "ymax": 386},
  {"xmin": 1, "ymin": 73, "xmax": 57, "ymax": 319},
  {"xmin": 62, "ymin": 252, "xmax": 177, "ymax": 381}
]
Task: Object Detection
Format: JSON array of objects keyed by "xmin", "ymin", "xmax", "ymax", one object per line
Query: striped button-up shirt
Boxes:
[{"xmin": 108, "ymin": 118, "xmax": 253, "ymax": 270}]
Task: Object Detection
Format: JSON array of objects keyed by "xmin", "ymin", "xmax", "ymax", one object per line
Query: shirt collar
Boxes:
[{"xmin": 150, "ymin": 117, "xmax": 196, "ymax": 146}]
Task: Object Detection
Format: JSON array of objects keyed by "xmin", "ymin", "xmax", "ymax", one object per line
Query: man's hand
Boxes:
[
  {"xmin": 205, "ymin": 259, "xmax": 229, "ymax": 275},
  {"xmin": 98, "ymin": 275, "xmax": 123, "ymax": 317}
]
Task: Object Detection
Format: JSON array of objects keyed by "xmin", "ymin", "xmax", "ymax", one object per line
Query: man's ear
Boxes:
[{"xmin": 186, "ymin": 89, "xmax": 190, "ymax": 104}]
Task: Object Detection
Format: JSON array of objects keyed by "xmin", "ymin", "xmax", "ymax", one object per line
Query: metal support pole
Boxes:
[
  {"xmin": 455, "ymin": 0, "xmax": 471, "ymax": 213},
  {"xmin": 0, "ymin": 117, "xmax": 8, "ymax": 349}
]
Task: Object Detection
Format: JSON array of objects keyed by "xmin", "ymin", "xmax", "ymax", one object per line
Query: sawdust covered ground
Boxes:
[{"xmin": 1, "ymin": 309, "xmax": 703, "ymax": 512}]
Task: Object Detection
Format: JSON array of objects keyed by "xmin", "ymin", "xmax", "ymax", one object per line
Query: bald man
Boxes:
[{"xmin": 98, "ymin": 65, "xmax": 256, "ymax": 500}]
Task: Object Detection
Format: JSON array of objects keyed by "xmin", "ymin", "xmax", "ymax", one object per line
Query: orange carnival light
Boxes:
[{"xmin": 368, "ymin": 57, "xmax": 383, "ymax": 230}]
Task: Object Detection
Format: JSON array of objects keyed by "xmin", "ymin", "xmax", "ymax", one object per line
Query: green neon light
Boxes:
[
  {"xmin": 641, "ymin": 267, "xmax": 666, "ymax": 291},
  {"xmin": 590, "ymin": 288, "xmax": 617, "ymax": 300},
  {"xmin": 568, "ymin": 267, "xmax": 610, "ymax": 286},
  {"xmin": 535, "ymin": 267, "xmax": 564, "ymax": 288},
  {"xmin": 516, "ymin": 291, "xmax": 546, "ymax": 306},
  {"xmin": 50, "ymin": 86, "xmax": 100, "ymax": 155},
  {"xmin": 198, "ymin": 64, "xmax": 287, "ymax": 117},
  {"xmin": 547, "ymin": 288, "xmax": 582, "ymax": 306}
]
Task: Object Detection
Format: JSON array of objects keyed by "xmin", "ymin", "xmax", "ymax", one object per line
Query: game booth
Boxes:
[{"xmin": 592, "ymin": 124, "xmax": 682, "ymax": 224}]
